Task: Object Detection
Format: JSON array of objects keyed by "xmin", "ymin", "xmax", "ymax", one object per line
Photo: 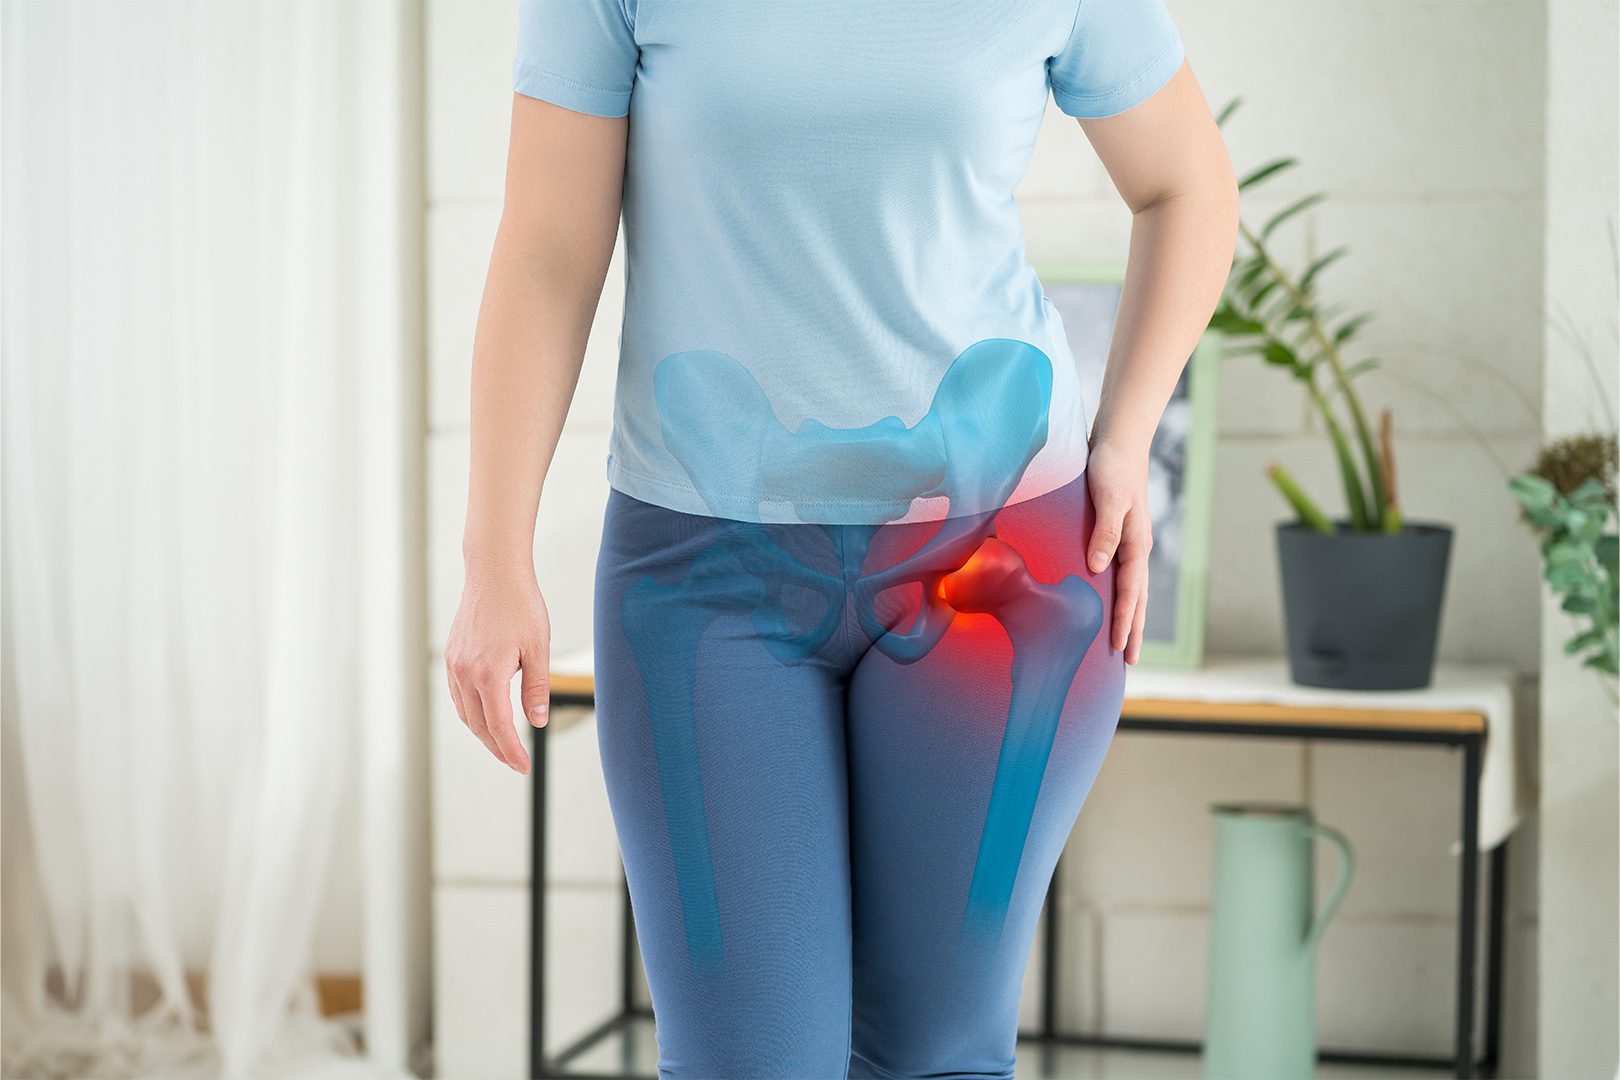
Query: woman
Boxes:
[{"xmin": 446, "ymin": 1, "xmax": 1238, "ymax": 1076}]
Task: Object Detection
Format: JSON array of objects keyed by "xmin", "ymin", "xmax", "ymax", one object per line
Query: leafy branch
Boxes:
[
  {"xmin": 1210, "ymin": 98, "xmax": 1400, "ymax": 534},
  {"xmin": 1510, "ymin": 462, "xmax": 1619, "ymax": 701}
]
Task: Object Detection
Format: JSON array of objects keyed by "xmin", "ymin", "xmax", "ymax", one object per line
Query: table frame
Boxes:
[{"xmin": 529, "ymin": 689, "xmax": 1507, "ymax": 1080}]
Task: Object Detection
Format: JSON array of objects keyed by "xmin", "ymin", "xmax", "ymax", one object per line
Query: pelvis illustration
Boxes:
[{"xmin": 622, "ymin": 339, "xmax": 1105, "ymax": 975}]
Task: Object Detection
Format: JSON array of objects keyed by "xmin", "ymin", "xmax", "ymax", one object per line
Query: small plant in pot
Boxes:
[
  {"xmin": 1510, "ymin": 434, "xmax": 1619, "ymax": 703},
  {"xmin": 1210, "ymin": 100, "xmax": 1452, "ymax": 691}
]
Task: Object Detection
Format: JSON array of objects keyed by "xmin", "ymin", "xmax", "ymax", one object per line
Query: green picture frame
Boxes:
[{"xmin": 1033, "ymin": 259, "xmax": 1221, "ymax": 668}]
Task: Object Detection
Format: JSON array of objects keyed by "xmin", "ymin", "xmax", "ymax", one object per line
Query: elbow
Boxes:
[
  {"xmin": 1215, "ymin": 167, "xmax": 1242, "ymax": 247},
  {"xmin": 1202, "ymin": 139, "xmax": 1243, "ymax": 244},
  {"xmin": 1217, "ymin": 149, "xmax": 1242, "ymax": 229},
  {"xmin": 1132, "ymin": 155, "xmax": 1242, "ymax": 243}
]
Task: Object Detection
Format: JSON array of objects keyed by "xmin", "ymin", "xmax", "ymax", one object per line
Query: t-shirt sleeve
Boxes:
[
  {"xmin": 1047, "ymin": 0, "xmax": 1186, "ymax": 119},
  {"xmin": 511, "ymin": 0, "xmax": 639, "ymax": 118}
]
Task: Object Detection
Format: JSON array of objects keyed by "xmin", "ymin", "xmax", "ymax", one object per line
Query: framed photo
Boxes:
[{"xmin": 1034, "ymin": 260, "xmax": 1221, "ymax": 668}]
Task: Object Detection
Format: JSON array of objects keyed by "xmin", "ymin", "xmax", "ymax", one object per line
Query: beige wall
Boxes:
[{"xmin": 424, "ymin": 2, "xmax": 1554, "ymax": 1074}]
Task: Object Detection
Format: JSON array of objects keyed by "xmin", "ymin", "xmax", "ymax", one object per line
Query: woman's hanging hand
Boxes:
[
  {"xmin": 445, "ymin": 94, "xmax": 627, "ymax": 775},
  {"xmin": 445, "ymin": 569, "xmax": 553, "ymax": 774},
  {"xmin": 1083, "ymin": 437, "xmax": 1154, "ymax": 665},
  {"xmin": 1070, "ymin": 56, "xmax": 1238, "ymax": 668}
]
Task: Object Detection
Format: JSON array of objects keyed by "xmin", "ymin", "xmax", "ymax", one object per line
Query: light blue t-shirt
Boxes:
[{"xmin": 512, "ymin": 0, "xmax": 1185, "ymax": 525}]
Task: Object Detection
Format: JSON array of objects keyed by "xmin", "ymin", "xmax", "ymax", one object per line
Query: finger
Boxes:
[
  {"xmin": 1112, "ymin": 579, "xmax": 1135, "ymax": 653},
  {"xmin": 452, "ymin": 665, "xmax": 506, "ymax": 765},
  {"xmin": 448, "ymin": 672, "xmax": 491, "ymax": 754},
  {"xmin": 1112, "ymin": 511, "xmax": 1153, "ymax": 653},
  {"xmin": 519, "ymin": 640, "xmax": 552, "ymax": 728},
  {"xmin": 1088, "ymin": 489, "xmax": 1127, "ymax": 574},
  {"xmin": 1112, "ymin": 557, "xmax": 1147, "ymax": 654},
  {"xmin": 477, "ymin": 675, "xmax": 531, "ymax": 775},
  {"xmin": 446, "ymin": 662, "xmax": 469, "ymax": 725},
  {"xmin": 1126, "ymin": 590, "xmax": 1148, "ymax": 665}
]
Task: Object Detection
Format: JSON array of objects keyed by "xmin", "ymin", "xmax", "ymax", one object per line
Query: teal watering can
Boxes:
[{"xmin": 1203, "ymin": 803, "xmax": 1354, "ymax": 1080}]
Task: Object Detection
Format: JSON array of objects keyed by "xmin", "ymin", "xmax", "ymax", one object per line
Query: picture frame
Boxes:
[{"xmin": 1033, "ymin": 259, "xmax": 1221, "ymax": 668}]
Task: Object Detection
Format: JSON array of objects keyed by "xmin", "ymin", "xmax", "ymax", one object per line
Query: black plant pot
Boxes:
[{"xmin": 1275, "ymin": 521, "xmax": 1454, "ymax": 690}]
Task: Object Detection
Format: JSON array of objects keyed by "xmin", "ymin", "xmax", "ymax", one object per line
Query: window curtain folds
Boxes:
[{"xmin": 2, "ymin": 2, "xmax": 420, "ymax": 1075}]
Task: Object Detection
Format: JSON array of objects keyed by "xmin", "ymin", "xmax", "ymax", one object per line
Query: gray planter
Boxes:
[{"xmin": 1275, "ymin": 521, "xmax": 1454, "ymax": 690}]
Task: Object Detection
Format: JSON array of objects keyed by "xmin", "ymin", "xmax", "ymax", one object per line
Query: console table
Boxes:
[{"xmin": 530, "ymin": 653, "xmax": 1525, "ymax": 1080}]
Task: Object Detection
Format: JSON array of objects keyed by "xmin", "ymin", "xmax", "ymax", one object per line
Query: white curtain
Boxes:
[{"xmin": 2, "ymin": 2, "xmax": 421, "ymax": 1076}]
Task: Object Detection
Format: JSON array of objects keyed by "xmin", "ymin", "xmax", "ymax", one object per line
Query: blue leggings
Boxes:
[{"xmin": 592, "ymin": 467, "xmax": 1124, "ymax": 1079}]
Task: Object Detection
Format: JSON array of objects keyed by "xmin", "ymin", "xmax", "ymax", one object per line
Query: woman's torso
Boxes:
[{"xmin": 609, "ymin": 1, "xmax": 1093, "ymax": 525}]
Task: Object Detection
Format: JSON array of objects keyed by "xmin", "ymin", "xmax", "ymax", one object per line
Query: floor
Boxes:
[{"xmin": 550, "ymin": 1015, "xmax": 1451, "ymax": 1080}]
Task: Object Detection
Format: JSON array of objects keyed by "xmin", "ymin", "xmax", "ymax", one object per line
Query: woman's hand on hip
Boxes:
[
  {"xmin": 1084, "ymin": 437, "xmax": 1154, "ymax": 665},
  {"xmin": 445, "ymin": 568, "xmax": 552, "ymax": 774}
]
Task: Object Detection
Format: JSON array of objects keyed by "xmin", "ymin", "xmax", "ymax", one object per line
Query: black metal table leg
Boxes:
[
  {"xmin": 532, "ymin": 716, "xmax": 551, "ymax": 1080},
  {"xmin": 1043, "ymin": 856, "xmax": 1060, "ymax": 1040},
  {"xmin": 1482, "ymin": 841, "xmax": 1507, "ymax": 1076},
  {"xmin": 622, "ymin": 878, "xmax": 636, "ymax": 1015},
  {"xmin": 622, "ymin": 874, "xmax": 637, "ymax": 1076},
  {"xmin": 1454, "ymin": 735, "xmax": 1482, "ymax": 1078}
]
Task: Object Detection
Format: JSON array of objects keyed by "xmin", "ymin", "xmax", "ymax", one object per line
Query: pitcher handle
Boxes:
[{"xmin": 1303, "ymin": 824, "xmax": 1355, "ymax": 951}]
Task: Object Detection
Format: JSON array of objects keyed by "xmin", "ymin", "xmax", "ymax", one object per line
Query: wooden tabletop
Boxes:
[
  {"xmin": 548, "ymin": 672, "xmax": 596, "ymax": 701},
  {"xmin": 1120, "ymin": 696, "xmax": 1484, "ymax": 733},
  {"xmin": 546, "ymin": 673, "xmax": 1489, "ymax": 734}
]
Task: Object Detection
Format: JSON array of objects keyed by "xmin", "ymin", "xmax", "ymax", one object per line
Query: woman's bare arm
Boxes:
[
  {"xmin": 1074, "ymin": 59, "xmax": 1240, "ymax": 663},
  {"xmin": 446, "ymin": 94, "xmax": 627, "ymax": 774}
]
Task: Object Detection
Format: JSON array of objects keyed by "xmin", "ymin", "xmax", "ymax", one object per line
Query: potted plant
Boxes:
[
  {"xmin": 1209, "ymin": 100, "xmax": 1453, "ymax": 690},
  {"xmin": 1509, "ymin": 434, "xmax": 1619, "ymax": 703}
]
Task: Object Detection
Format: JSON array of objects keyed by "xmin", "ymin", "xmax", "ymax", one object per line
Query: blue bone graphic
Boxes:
[{"xmin": 620, "ymin": 339, "xmax": 1104, "ymax": 974}]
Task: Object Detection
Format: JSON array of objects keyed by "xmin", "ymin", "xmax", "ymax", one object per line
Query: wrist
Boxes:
[
  {"xmin": 461, "ymin": 540, "xmax": 535, "ymax": 581},
  {"xmin": 1087, "ymin": 422, "xmax": 1154, "ymax": 459}
]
